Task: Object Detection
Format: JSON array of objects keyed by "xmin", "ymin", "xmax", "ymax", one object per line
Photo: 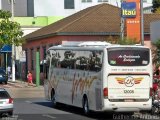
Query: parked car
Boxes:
[
  {"xmin": 0, "ymin": 68, "xmax": 8, "ymax": 84},
  {"xmin": 0, "ymin": 88, "xmax": 13, "ymax": 117}
]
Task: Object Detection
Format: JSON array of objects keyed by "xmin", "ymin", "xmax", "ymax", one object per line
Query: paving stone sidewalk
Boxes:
[
  {"xmin": 7, "ymin": 79, "xmax": 44, "ymax": 88},
  {"xmin": 6, "ymin": 79, "xmax": 45, "ymax": 98}
]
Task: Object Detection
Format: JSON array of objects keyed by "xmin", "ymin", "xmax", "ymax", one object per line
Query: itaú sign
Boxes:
[{"xmin": 121, "ymin": 2, "xmax": 136, "ymax": 18}]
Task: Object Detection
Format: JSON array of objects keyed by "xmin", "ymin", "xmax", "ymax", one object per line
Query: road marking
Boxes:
[
  {"xmin": 25, "ymin": 100, "xmax": 32, "ymax": 104},
  {"xmin": 42, "ymin": 114, "xmax": 56, "ymax": 119}
]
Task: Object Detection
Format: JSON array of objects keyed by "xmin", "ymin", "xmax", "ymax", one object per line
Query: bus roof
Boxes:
[
  {"xmin": 48, "ymin": 41, "xmax": 150, "ymax": 51},
  {"xmin": 61, "ymin": 41, "xmax": 112, "ymax": 47}
]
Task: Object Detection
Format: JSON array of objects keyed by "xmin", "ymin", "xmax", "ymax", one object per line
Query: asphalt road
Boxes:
[
  {"xmin": 12, "ymin": 98, "xmax": 115, "ymax": 120},
  {"xmin": 1, "ymin": 82, "xmax": 160, "ymax": 120},
  {"xmin": 1, "ymin": 98, "xmax": 159, "ymax": 120}
]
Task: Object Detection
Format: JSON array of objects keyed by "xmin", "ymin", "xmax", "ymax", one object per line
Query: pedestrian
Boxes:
[
  {"xmin": 7, "ymin": 66, "xmax": 11, "ymax": 79},
  {"xmin": 27, "ymin": 71, "xmax": 33, "ymax": 86}
]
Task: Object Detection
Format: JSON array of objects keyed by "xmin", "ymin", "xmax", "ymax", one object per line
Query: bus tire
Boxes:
[
  {"xmin": 51, "ymin": 89, "xmax": 57, "ymax": 108},
  {"xmin": 83, "ymin": 97, "xmax": 89, "ymax": 115}
]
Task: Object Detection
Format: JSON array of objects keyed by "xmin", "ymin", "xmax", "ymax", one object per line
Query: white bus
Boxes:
[{"xmin": 44, "ymin": 41, "xmax": 153, "ymax": 114}]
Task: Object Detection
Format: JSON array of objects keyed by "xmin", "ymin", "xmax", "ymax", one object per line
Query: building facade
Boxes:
[
  {"xmin": 23, "ymin": 3, "xmax": 160, "ymax": 81},
  {"xmin": 0, "ymin": 0, "xmax": 153, "ymax": 80},
  {"xmin": 0, "ymin": 0, "xmax": 153, "ymax": 17}
]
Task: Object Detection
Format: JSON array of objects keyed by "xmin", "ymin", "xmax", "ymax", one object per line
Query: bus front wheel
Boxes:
[{"xmin": 83, "ymin": 97, "xmax": 89, "ymax": 115}]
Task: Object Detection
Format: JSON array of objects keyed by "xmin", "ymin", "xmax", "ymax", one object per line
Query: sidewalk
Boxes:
[
  {"xmin": 7, "ymin": 79, "xmax": 44, "ymax": 89},
  {"xmin": 6, "ymin": 79, "xmax": 45, "ymax": 98}
]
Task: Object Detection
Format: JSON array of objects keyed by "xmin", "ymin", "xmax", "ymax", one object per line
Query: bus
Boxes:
[{"xmin": 44, "ymin": 41, "xmax": 153, "ymax": 114}]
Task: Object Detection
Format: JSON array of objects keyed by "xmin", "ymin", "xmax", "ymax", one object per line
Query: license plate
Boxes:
[{"xmin": 124, "ymin": 99, "xmax": 134, "ymax": 102}]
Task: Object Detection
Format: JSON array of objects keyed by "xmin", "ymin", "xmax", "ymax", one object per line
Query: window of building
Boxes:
[
  {"xmin": 37, "ymin": 47, "xmax": 40, "ymax": 52},
  {"xmin": 49, "ymin": 44, "xmax": 53, "ymax": 47},
  {"xmin": 64, "ymin": 0, "xmax": 75, "ymax": 9},
  {"xmin": 82, "ymin": 0, "xmax": 92, "ymax": 2},
  {"xmin": 37, "ymin": 47, "xmax": 40, "ymax": 60},
  {"xmin": 27, "ymin": 0, "xmax": 34, "ymax": 17},
  {"xmin": 98, "ymin": 0, "xmax": 108, "ymax": 2},
  {"xmin": 43, "ymin": 46, "xmax": 46, "ymax": 59},
  {"xmin": 31, "ymin": 49, "xmax": 34, "ymax": 70}
]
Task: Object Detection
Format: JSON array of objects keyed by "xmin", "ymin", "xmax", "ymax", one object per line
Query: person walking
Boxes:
[
  {"xmin": 7, "ymin": 66, "xmax": 11, "ymax": 79},
  {"xmin": 27, "ymin": 71, "xmax": 33, "ymax": 86}
]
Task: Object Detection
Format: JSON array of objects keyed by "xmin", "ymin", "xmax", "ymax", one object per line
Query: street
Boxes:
[
  {"xmin": 5, "ymin": 98, "xmax": 160, "ymax": 120},
  {"xmin": 0, "ymin": 81, "xmax": 159, "ymax": 120},
  {"xmin": 9, "ymin": 98, "xmax": 120, "ymax": 120},
  {"xmin": 0, "ymin": 81, "xmax": 115, "ymax": 120}
]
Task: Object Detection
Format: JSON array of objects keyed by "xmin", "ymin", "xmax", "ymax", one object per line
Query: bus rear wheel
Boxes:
[
  {"xmin": 51, "ymin": 90, "xmax": 57, "ymax": 108},
  {"xmin": 83, "ymin": 97, "xmax": 89, "ymax": 115}
]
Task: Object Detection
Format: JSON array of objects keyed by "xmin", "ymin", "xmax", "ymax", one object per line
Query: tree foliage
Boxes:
[
  {"xmin": 155, "ymin": 7, "xmax": 160, "ymax": 13},
  {"xmin": 0, "ymin": 10, "xmax": 24, "ymax": 47},
  {"xmin": 152, "ymin": 39, "xmax": 160, "ymax": 65},
  {"xmin": 152, "ymin": 0, "xmax": 160, "ymax": 13},
  {"xmin": 117, "ymin": 37, "xmax": 137, "ymax": 45},
  {"xmin": 105, "ymin": 36, "xmax": 137, "ymax": 45}
]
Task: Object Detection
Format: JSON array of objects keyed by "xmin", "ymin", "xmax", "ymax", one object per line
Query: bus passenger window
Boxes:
[
  {"xmin": 78, "ymin": 56, "xmax": 88, "ymax": 70},
  {"xmin": 61, "ymin": 50, "xmax": 76, "ymax": 69},
  {"xmin": 89, "ymin": 51, "xmax": 102, "ymax": 72}
]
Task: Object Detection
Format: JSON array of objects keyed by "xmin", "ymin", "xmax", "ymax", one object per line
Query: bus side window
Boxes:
[
  {"xmin": 60, "ymin": 50, "xmax": 75, "ymax": 69},
  {"xmin": 75, "ymin": 51, "xmax": 89, "ymax": 70},
  {"xmin": 77, "ymin": 56, "xmax": 88, "ymax": 70},
  {"xmin": 89, "ymin": 51, "xmax": 102, "ymax": 72},
  {"xmin": 51, "ymin": 53, "xmax": 57, "ymax": 67}
]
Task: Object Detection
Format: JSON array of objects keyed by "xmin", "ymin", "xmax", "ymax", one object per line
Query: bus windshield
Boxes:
[{"xmin": 108, "ymin": 47, "xmax": 150, "ymax": 66}]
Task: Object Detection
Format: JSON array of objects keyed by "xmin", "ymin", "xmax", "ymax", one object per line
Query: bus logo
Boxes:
[
  {"xmin": 124, "ymin": 76, "xmax": 134, "ymax": 87},
  {"xmin": 116, "ymin": 77, "xmax": 143, "ymax": 87}
]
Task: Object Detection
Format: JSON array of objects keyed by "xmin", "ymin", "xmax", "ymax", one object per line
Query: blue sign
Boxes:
[
  {"xmin": 0, "ymin": 45, "xmax": 12, "ymax": 53},
  {"xmin": 121, "ymin": 2, "xmax": 136, "ymax": 18}
]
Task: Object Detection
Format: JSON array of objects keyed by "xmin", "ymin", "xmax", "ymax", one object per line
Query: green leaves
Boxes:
[
  {"xmin": 117, "ymin": 37, "xmax": 137, "ymax": 45},
  {"xmin": 0, "ymin": 10, "xmax": 24, "ymax": 46},
  {"xmin": 153, "ymin": 39, "xmax": 160, "ymax": 48},
  {"xmin": 105, "ymin": 36, "xmax": 137, "ymax": 45},
  {"xmin": 152, "ymin": 0, "xmax": 160, "ymax": 13},
  {"xmin": 0, "ymin": 10, "xmax": 11, "ymax": 19},
  {"xmin": 152, "ymin": 39, "xmax": 160, "ymax": 65}
]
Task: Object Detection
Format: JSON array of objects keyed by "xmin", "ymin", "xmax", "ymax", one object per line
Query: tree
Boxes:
[
  {"xmin": 105, "ymin": 36, "xmax": 137, "ymax": 45},
  {"xmin": 155, "ymin": 7, "xmax": 160, "ymax": 13},
  {"xmin": 152, "ymin": 39, "xmax": 160, "ymax": 66},
  {"xmin": 0, "ymin": 10, "xmax": 24, "ymax": 48},
  {"xmin": 117, "ymin": 37, "xmax": 137, "ymax": 45},
  {"xmin": 152, "ymin": 0, "xmax": 160, "ymax": 13}
]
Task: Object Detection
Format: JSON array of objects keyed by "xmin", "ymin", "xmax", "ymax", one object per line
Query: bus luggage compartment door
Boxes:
[{"xmin": 107, "ymin": 75, "xmax": 150, "ymax": 100}]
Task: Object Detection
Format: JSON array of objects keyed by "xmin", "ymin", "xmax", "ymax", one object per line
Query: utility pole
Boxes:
[
  {"xmin": 140, "ymin": 0, "xmax": 144, "ymax": 45},
  {"xmin": 120, "ymin": 0, "xmax": 125, "ymax": 40},
  {"xmin": 11, "ymin": 0, "xmax": 16, "ymax": 82}
]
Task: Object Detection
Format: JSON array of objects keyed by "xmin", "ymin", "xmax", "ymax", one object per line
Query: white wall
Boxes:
[
  {"xmin": 151, "ymin": 21, "xmax": 160, "ymax": 42},
  {"xmin": 0, "ymin": 0, "xmax": 1, "ymax": 9},
  {"xmin": 34, "ymin": 0, "xmax": 56, "ymax": 16},
  {"xmin": 15, "ymin": 27, "xmax": 41, "ymax": 60},
  {"xmin": 0, "ymin": 0, "xmax": 153, "ymax": 17},
  {"xmin": 33, "ymin": 0, "xmax": 153, "ymax": 17},
  {"xmin": 22, "ymin": 27, "xmax": 41, "ymax": 36}
]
